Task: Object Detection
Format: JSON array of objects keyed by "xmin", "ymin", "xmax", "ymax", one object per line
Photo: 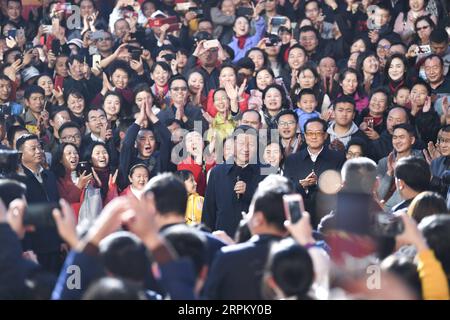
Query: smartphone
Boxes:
[
  {"xmin": 265, "ymin": 34, "xmax": 281, "ymax": 47},
  {"xmin": 54, "ymin": 75, "xmax": 64, "ymax": 90},
  {"xmin": 24, "ymin": 202, "xmax": 60, "ymax": 228},
  {"xmin": 51, "ymin": 39, "xmax": 61, "ymax": 56},
  {"xmin": 271, "ymin": 16, "xmax": 287, "ymax": 26},
  {"xmin": 7, "ymin": 29, "xmax": 17, "ymax": 38},
  {"xmin": 204, "ymin": 39, "xmax": 220, "ymax": 50},
  {"xmin": 236, "ymin": 7, "xmax": 253, "ymax": 17},
  {"xmin": 148, "ymin": 16, "xmax": 178, "ymax": 28},
  {"xmin": 364, "ymin": 116, "xmax": 374, "ymax": 129},
  {"xmin": 91, "ymin": 53, "xmax": 101, "ymax": 69},
  {"xmin": 374, "ymin": 213, "xmax": 405, "ymax": 237},
  {"xmin": 130, "ymin": 48, "xmax": 143, "ymax": 61},
  {"xmin": 283, "ymin": 194, "xmax": 305, "ymax": 223},
  {"xmin": 162, "ymin": 53, "xmax": 176, "ymax": 62},
  {"xmin": 25, "ymin": 42, "xmax": 34, "ymax": 52},
  {"xmin": 42, "ymin": 25, "xmax": 53, "ymax": 34},
  {"xmin": 418, "ymin": 45, "xmax": 431, "ymax": 54},
  {"xmin": 77, "ymin": 161, "xmax": 92, "ymax": 176}
]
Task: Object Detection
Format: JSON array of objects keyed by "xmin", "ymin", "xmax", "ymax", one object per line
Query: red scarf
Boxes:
[{"xmin": 237, "ymin": 36, "xmax": 247, "ymax": 49}]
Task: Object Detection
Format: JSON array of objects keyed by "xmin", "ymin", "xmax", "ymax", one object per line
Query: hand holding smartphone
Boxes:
[{"xmin": 283, "ymin": 194, "xmax": 305, "ymax": 223}]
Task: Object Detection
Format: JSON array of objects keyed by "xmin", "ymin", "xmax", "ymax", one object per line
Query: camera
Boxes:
[
  {"xmin": 265, "ymin": 34, "xmax": 281, "ymax": 47},
  {"xmin": 24, "ymin": 202, "xmax": 60, "ymax": 229},
  {"xmin": 77, "ymin": 161, "xmax": 92, "ymax": 176},
  {"xmin": 128, "ymin": 47, "xmax": 143, "ymax": 61}
]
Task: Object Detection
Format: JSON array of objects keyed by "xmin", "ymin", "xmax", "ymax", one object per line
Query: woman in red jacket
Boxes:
[{"xmin": 50, "ymin": 143, "xmax": 92, "ymax": 220}]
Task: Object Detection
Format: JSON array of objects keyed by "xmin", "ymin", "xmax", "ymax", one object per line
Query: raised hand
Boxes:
[{"xmin": 52, "ymin": 199, "xmax": 78, "ymax": 248}]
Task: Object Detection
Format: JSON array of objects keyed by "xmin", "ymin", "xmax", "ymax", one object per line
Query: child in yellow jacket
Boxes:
[{"xmin": 175, "ymin": 170, "xmax": 204, "ymax": 225}]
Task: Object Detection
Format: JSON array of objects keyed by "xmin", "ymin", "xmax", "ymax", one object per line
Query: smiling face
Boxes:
[
  {"xmin": 188, "ymin": 72, "xmax": 204, "ymax": 94},
  {"xmin": 0, "ymin": 79, "xmax": 11, "ymax": 103},
  {"xmin": 129, "ymin": 166, "xmax": 149, "ymax": 190},
  {"xmin": 387, "ymin": 108, "xmax": 408, "ymax": 134},
  {"xmin": 214, "ymin": 89, "xmax": 230, "ymax": 114},
  {"xmin": 264, "ymin": 87, "xmax": 282, "ymax": 112},
  {"xmin": 277, "ymin": 113, "xmax": 297, "ymax": 139},
  {"xmin": 185, "ymin": 131, "xmax": 204, "ymax": 156},
  {"xmin": 424, "ymin": 57, "xmax": 444, "ymax": 84},
  {"xmin": 409, "ymin": 0, "xmax": 425, "ymax": 12},
  {"xmin": 91, "ymin": 144, "xmax": 109, "ymax": 169},
  {"xmin": 369, "ymin": 92, "xmax": 388, "ymax": 116},
  {"xmin": 416, "ymin": 19, "xmax": 432, "ymax": 42},
  {"xmin": 26, "ymin": 93, "xmax": 45, "ymax": 113},
  {"xmin": 298, "ymin": 93, "xmax": 317, "ymax": 113},
  {"xmin": 288, "ymin": 47, "xmax": 307, "ymax": 70},
  {"xmin": 351, "ymin": 39, "xmax": 366, "ymax": 54},
  {"xmin": 363, "ymin": 56, "xmax": 380, "ymax": 74},
  {"xmin": 298, "ymin": 69, "xmax": 317, "ymax": 89},
  {"xmin": 219, "ymin": 67, "xmax": 236, "ymax": 87},
  {"xmin": 152, "ymin": 64, "xmax": 170, "ymax": 88},
  {"xmin": 234, "ymin": 16, "xmax": 250, "ymax": 37},
  {"xmin": 61, "ymin": 144, "xmax": 79, "ymax": 172},
  {"xmin": 135, "ymin": 90, "xmax": 153, "ymax": 110},
  {"xmin": 67, "ymin": 94, "xmax": 85, "ymax": 116},
  {"xmin": 263, "ymin": 142, "xmax": 282, "ymax": 167},
  {"xmin": 256, "ymin": 70, "xmax": 274, "ymax": 91},
  {"xmin": 235, "ymin": 133, "xmax": 257, "ymax": 165},
  {"xmin": 388, "ymin": 57, "xmax": 405, "ymax": 81},
  {"xmin": 21, "ymin": 138, "xmax": 44, "ymax": 168},
  {"xmin": 103, "ymin": 94, "xmax": 121, "ymax": 119},
  {"xmin": 111, "ymin": 69, "xmax": 129, "ymax": 90},
  {"xmin": 392, "ymin": 128, "xmax": 415, "ymax": 154},
  {"xmin": 394, "ymin": 88, "xmax": 410, "ymax": 107},
  {"xmin": 170, "ymin": 79, "xmax": 188, "ymax": 106},
  {"xmin": 299, "ymin": 31, "xmax": 318, "ymax": 53}
]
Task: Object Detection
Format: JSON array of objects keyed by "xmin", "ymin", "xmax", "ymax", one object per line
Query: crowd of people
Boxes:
[{"xmin": 0, "ymin": 0, "xmax": 450, "ymax": 300}]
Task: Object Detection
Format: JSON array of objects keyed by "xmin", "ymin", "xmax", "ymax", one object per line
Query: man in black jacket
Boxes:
[
  {"xmin": 16, "ymin": 134, "xmax": 62, "ymax": 274},
  {"xmin": 202, "ymin": 126, "xmax": 264, "ymax": 237},
  {"xmin": 203, "ymin": 175, "xmax": 289, "ymax": 300},
  {"xmin": 284, "ymin": 118, "xmax": 346, "ymax": 225},
  {"xmin": 119, "ymin": 101, "xmax": 172, "ymax": 189}
]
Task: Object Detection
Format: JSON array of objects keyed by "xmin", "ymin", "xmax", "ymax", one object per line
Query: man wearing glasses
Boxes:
[
  {"xmin": 430, "ymin": 125, "xmax": 450, "ymax": 197},
  {"xmin": 283, "ymin": 118, "xmax": 345, "ymax": 226},
  {"xmin": 16, "ymin": 134, "xmax": 62, "ymax": 274},
  {"xmin": 157, "ymin": 75, "xmax": 208, "ymax": 132}
]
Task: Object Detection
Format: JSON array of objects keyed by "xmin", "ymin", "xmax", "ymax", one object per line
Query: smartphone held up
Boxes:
[{"xmin": 283, "ymin": 194, "xmax": 305, "ymax": 223}]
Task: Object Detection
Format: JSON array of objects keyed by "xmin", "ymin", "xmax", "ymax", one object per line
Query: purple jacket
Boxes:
[{"xmin": 229, "ymin": 17, "xmax": 266, "ymax": 63}]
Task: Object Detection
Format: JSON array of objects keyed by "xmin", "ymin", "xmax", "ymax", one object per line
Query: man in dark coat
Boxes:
[{"xmin": 202, "ymin": 126, "xmax": 264, "ymax": 238}]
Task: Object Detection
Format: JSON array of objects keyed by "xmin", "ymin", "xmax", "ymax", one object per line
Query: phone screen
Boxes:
[{"xmin": 283, "ymin": 194, "xmax": 305, "ymax": 223}]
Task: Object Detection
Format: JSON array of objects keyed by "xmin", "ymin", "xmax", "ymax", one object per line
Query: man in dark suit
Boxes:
[
  {"xmin": 16, "ymin": 134, "xmax": 62, "ymax": 274},
  {"xmin": 156, "ymin": 75, "xmax": 208, "ymax": 133},
  {"xmin": 202, "ymin": 126, "xmax": 264, "ymax": 238},
  {"xmin": 284, "ymin": 118, "xmax": 346, "ymax": 226},
  {"xmin": 203, "ymin": 175, "xmax": 291, "ymax": 300}
]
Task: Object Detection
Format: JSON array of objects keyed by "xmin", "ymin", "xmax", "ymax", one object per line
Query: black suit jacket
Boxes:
[
  {"xmin": 284, "ymin": 147, "xmax": 346, "ymax": 223},
  {"xmin": 21, "ymin": 165, "xmax": 61, "ymax": 255},
  {"xmin": 156, "ymin": 103, "xmax": 208, "ymax": 133},
  {"xmin": 203, "ymin": 234, "xmax": 282, "ymax": 300},
  {"xmin": 202, "ymin": 163, "xmax": 264, "ymax": 237}
]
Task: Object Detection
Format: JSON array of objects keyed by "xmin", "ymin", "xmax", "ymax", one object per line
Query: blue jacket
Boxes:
[
  {"xmin": 203, "ymin": 234, "xmax": 282, "ymax": 300},
  {"xmin": 202, "ymin": 163, "xmax": 265, "ymax": 237},
  {"xmin": 229, "ymin": 17, "xmax": 266, "ymax": 63}
]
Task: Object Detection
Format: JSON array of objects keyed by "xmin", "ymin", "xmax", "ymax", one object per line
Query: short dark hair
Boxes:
[
  {"xmin": 276, "ymin": 109, "xmax": 299, "ymax": 124},
  {"xmin": 297, "ymin": 88, "xmax": 316, "ymax": 103},
  {"xmin": 50, "ymin": 106, "xmax": 70, "ymax": 121},
  {"xmin": 392, "ymin": 123, "xmax": 416, "ymax": 137},
  {"xmin": 236, "ymin": 57, "xmax": 255, "ymax": 72},
  {"xmin": 419, "ymin": 215, "xmax": 450, "ymax": 280},
  {"xmin": 346, "ymin": 137, "xmax": 367, "ymax": 155},
  {"xmin": 394, "ymin": 157, "xmax": 430, "ymax": 192},
  {"xmin": 303, "ymin": 118, "xmax": 327, "ymax": 133},
  {"xmin": 6, "ymin": 125, "xmax": 27, "ymax": 148},
  {"xmin": 144, "ymin": 173, "xmax": 188, "ymax": 216},
  {"xmin": 423, "ymin": 54, "xmax": 444, "ymax": 68},
  {"xmin": 168, "ymin": 75, "xmax": 187, "ymax": 89},
  {"xmin": 252, "ymin": 175, "xmax": 294, "ymax": 232},
  {"xmin": 82, "ymin": 277, "xmax": 144, "ymax": 300},
  {"xmin": 58, "ymin": 121, "xmax": 81, "ymax": 138},
  {"xmin": 0, "ymin": 179, "xmax": 26, "ymax": 207},
  {"xmin": 99, "ymin": 232, "xmax": 152, "ymax": 283},
  {"xmin": 24, "ymin": 85, "xmax": 45, "ymax": 100},
  {"xmin": 430, "ymin": 28, "xmax": 449, "ymax": 44},
  {"xmin": 411, "ymin": 79, "xmax": 432, "ymax": 96},
  {"xmin": 241, "ymin": 109, "xmax": 262, "ymax": 122},
  {"xmin": 161, "ymin": 225, "xmax": 207, "ymax": 277},
  {"xmin": 16, "ymin": 134, "xmax": 39, "ymax": 151},
  {"xmin": 265, "ymin": 239, "xmax": 314, "ymax": 299},
  {"xmin": 333, "ymin": 95, "xmax": 356, "ymax": 110},
  {"xmin": 298, "ymin": 25, "xmax": 320, "ymax": 40}
]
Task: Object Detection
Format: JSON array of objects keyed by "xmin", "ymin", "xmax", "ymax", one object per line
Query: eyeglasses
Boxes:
[
  {"xmin": 377, "ymin": 45, "xmax": 391, "ymax": 50},
  {"xmin": 61, "ymin": 134, "xmax": 81, "ymax": 141},
  {"xmin": 416, "ymin": 25, "xmax": 430, "ymax": 32},
  {"xmin": 171, "ymin": 86, "xmax": 188, "ymax": 92},
  {"xmin": 97, "ymin": 37, "xmax": 112, "ymax": 42},
  {"xmin": 279, "ymin": 120, "xmax": 296, "ymax": 127},
  {"xmin": 305, "ymin": 131, "xmax": 324, "ymax": 137}
]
